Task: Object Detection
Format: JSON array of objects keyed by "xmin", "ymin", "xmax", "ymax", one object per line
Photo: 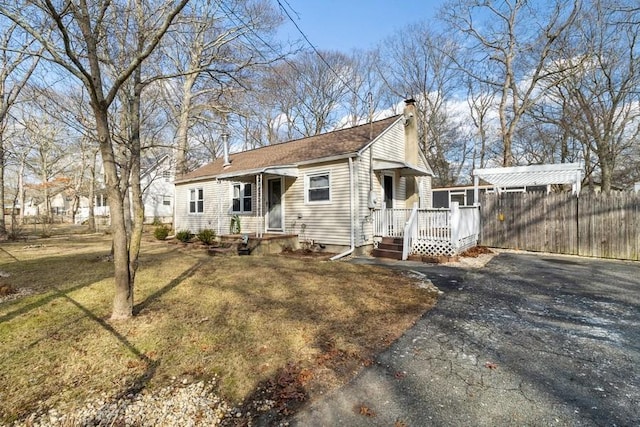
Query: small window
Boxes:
[
  {"xmin": 450, "ymin": 191, "xmax": 466, "ymax": 206},
  {"xmin": 307, "ymin": 172, "xmax": 330, "ymax": 203},
  {"xmin": 162, "ymin": 195, "xmax": 171, "ymax": 206},
  {"xmin": 232, "ymin": 183, "xmax": 252, "ymax": 213},
  {"xmin": 189, "ymin": 188, "xmax": 203, "ymax": 213},
  {"xmin": 162, "ymin": 170, "xmax": 171, "ymax": 182}
]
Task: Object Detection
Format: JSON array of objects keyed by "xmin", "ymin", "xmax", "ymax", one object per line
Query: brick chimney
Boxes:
[{"xmin": 404, "ymin": 99, "xmax": 419, "ymax": 166}]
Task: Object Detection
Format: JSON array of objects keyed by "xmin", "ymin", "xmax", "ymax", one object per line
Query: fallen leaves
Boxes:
[
  {"xmin": 394, "ymin": 371, "xmax": 407, "ymax": 379},
  {"xmin": 484, "ymin": 361, "xmax": 498, "ymax": 370},
  {"xmin": 356, "ymin": 403, "xmax": 376, "ymax": 417}
]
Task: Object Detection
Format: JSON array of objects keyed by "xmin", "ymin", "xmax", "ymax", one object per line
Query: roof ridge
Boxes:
[{"xmin": 228, "ymin": 114, "xmax": 400, "ymax": 156}]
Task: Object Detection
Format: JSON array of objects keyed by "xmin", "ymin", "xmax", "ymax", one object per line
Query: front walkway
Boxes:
[{"xmin": 291, "ymin": 253, "xmax": 640, "ymax": 426}]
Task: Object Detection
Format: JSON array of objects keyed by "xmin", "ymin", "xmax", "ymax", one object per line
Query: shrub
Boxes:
[
  {"xmin": 154, "ymin": 225, "xmax": 170, "ymax": 240},
  {"xmin": 7, "ymin": 223, "xmax": 23, "ymax": 241},
  {"xmin": 175, "ymin": 230, "xmax": 192, "ymax": 243},
  {"xmin": 197, "ymin": 228, "xmax": 216, "ymax": 245},
  {"xmin": 230, "ymin": 214, "xmax": 241, "ymax": 234}
]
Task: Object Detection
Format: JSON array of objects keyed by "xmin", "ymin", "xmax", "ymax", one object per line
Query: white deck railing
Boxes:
[{"xmin": 373, "ymin": 202, "xmax": 480, "ymax": 258}]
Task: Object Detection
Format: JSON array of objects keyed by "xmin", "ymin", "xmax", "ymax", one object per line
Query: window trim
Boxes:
[
  {"xmin": 231, "ymin": 182, "xmax": 253, "ymax": 214},
  {"xmin": 188, "ymin": 187, "xmax": 204, "ymax": 214},
  {"xmin": 305, "ymin": 171, "xmax": 331, "ymax": 204}
]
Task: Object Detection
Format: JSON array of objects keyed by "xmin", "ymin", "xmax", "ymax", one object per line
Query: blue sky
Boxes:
[{"xmin": 277, "ymin": 0, "xmax": 446, "ymax": 52}]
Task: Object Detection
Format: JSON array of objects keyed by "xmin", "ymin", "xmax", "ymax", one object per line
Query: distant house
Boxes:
[
  {"xmin": 173, "ymin": 99, "xmax": 434, "ymax": 254},
  {"xmin": 140, "ymin": 154, "xmax": 174, "ymax": 224},
  {"xmin": 73, "ymin": 154, "xmax": 175, "ymax": 225},
  {"xmin": 23, "ymin": 189, "xmax": 91, "ymax": 219}
]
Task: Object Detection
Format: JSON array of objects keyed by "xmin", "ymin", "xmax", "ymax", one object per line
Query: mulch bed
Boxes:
[{"xmin": 460, "ymin": 246, "xmax": 494, "ymax": 257}]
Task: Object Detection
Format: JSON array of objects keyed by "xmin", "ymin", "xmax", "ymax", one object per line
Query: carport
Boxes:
[{"xmin": 472, "ymin": 163, "xmax": 583, "ymax": 203}]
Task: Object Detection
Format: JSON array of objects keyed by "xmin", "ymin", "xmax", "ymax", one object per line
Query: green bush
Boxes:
[
  {"xmin": 197, "ymin": 228, "xmax": 216, "ymax": 245},
  {"xmin": 175, "ymin": 230, "xmax": 192, "ymax": 243},
  {"xmin": 154, "ymin": 225, "xmax": 170, "ymax": 240}
]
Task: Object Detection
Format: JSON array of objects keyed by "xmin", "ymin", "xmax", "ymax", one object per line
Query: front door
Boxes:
[
  {"xmin": 383, "ymin": 174, "xmax": 394, "ymax": 209},
  {"xmin": 267, "ymin": 178, "xmax": 283, "ymax": 230}
]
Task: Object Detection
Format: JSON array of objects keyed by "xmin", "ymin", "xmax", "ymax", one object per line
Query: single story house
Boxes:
[{"xmin": 174, "ymin": 99, "xmax": 434, "ymax": 255}]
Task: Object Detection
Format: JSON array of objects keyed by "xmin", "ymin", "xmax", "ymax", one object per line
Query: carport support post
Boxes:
[
  {"xmin": 450, "ymin": 201, "xmax": 460, "ymax": 251},
  {"xmin": 473, "ymin": 174, "xmax": 479, "ymax": 206}
]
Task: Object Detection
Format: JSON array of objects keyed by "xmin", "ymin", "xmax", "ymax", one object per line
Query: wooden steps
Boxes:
[{"xmin": 371, "ymin": 237, "xmax": 403, "ymax": 260}]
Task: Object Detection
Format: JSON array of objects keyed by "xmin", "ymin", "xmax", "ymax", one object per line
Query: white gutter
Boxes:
[{"xmin": 331, "ymin": 157, "xmax": 356, "ymax": 261}]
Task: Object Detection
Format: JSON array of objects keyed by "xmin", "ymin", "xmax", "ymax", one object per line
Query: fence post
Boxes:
[{"xmin": 450, "ymin": 201, "xmax": 460, "ymax": 250}]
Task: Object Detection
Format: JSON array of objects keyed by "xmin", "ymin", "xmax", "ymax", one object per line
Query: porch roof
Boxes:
[
  {"xmin": 473, "ymin": 163, "xmax": 583, "ymax": 194},
  {"xmin": 216, "ymin": 165, "xmax": 299, "ymax": 180},
  {"xmin": 372, "ymin": 159, "xmax": 432, "ymax": 176}
]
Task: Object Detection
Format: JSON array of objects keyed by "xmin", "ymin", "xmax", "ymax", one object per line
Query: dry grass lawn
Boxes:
[{"xmin": 0, "ymin": 233, "xmax": 437, "ymax": 424}]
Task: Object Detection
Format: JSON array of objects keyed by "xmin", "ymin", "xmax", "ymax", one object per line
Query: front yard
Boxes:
[{"xmin": 0, "ymin": 233, "xmax": 438, "ymax": 425}]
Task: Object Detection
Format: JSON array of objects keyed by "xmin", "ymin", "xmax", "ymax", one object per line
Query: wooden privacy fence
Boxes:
[{"xmin": 480, "ymin": 191, "xmax": 640, "ymax": 260}]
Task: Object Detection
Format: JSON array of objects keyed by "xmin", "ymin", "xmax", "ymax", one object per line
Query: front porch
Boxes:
[{"xmin": 372, "ymin": 202, "xmax": 480, "ymax": 260}]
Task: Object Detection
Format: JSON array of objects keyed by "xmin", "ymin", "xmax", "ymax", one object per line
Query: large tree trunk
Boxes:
[
  {"xmin": 93, "ymin": 107, "xmax": 133, "ymax": 320},
  {"xmin": 128, "ymin": 71, "xmax": 145, "ymax": 285},
  {"xmin": 599, "ymin": 149, "xmax": 614, "ymax": 194},
  {"xmin": 0, "ymin": 134, "xmax": 5, "ymax": 237},
  {"xmin": 18, "ymin": 157, "xmax": 24, "ymax": 225},
  {"xmin": 174, "ymin": 73, "xmax": 196, "ymax": 176},
  {"xmin": 88, "ymin": 151, "xmax": 97, "ymax": 232}
]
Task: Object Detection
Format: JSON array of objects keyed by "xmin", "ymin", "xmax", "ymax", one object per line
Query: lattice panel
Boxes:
[
  {"xmin": 456, "ymin": 235, "xmax": 478, "ymax": 252},
  {"xmin": 411, "ymin": 239, "xmax": 456, "ymax": 257}
]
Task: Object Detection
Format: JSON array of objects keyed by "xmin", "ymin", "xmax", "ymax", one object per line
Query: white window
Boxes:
[
  {"xmin": 162, "ymin": 195, "xmax": 171, "ymax": 206},
  {"xmin": 162, "ymin": 170, "xmax": 171, "ymax": 182},
  {"xmin": 306, "ymin": 172, "xmax": 330, "ymax": 203},
  {"xmin": 232, "ymin": 183, "xmax": 252, "ymax": 213},
  {"xmin": 189, "ymin": 188, "xmax": 203, "ymax": 213}
]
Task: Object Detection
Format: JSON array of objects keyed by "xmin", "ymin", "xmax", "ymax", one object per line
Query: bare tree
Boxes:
[
  {"xmin": 0, "ymin": 0, "xmax": 189, "ymax": 319},
  {"xmin": 547, "ymin": 0, "xmax": 640, "ymax": 192},
  {"xmin": 466, "ymin": 77, "xmax": 498, "ymax": 170},
  {"xmin": 0, "ymin": 18, "xmax": 41, "ymax": 236},
  {"xmin": 153, "ymin": 0, "xmax": 283, "ymax": 174},
  {"xmin": 377, "ymin": 24, "xmax": 469, "ymax": 185},
  {"xmin": 20, "ymin": 103, "xmax": 74, "ymax": 223},
  {"xmin": 264, "ymin": 50, "xmax": 354, "ymax": 139},
  {"xmin": 442, "ymin": 0, "xmax": 580, "ymax": 166}
]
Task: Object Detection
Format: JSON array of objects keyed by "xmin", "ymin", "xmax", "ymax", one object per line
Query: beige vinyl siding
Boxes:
[
  {"xmin": 174, "ymin": 180, "xmax": 224, "ymax": 233},
  {"xmin": 417, "ymin": 154, "xmax": 433, "ymax": 208},
  {"xmin": 356, "ymin": 153, "xmax": 374, "ymax": 245},
  {"xmin": 419, "ymin": 176, "xmax": 433, "ymax": 208},
  {"xmin": 371, "ymin": 120, "xmax": 405, "ymax": 163},
  {"xmin": 175, "ymin": 179, "xmax": 262, "ymax": 235},
  {"xmin": 227, "ymin": 179, "xmax": 260, "ymax": 234},
  {"xmin": 284, "ymin": 161, "xmax": 352, "ymax": 246}
]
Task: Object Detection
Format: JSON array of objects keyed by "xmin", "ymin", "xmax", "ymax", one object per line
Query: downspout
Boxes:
[
  {"xmin": 331, "ymin": 156, "xmax": 355, "ymax": 260},
  {"xmin": 216, "ymin": 178, "xmax": 222, "ymax": 237}
]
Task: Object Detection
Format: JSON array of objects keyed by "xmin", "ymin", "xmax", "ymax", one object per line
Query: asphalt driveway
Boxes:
[{"xmin": 291, "ymin": 252, "xmax": 640, "ymax": 426}]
